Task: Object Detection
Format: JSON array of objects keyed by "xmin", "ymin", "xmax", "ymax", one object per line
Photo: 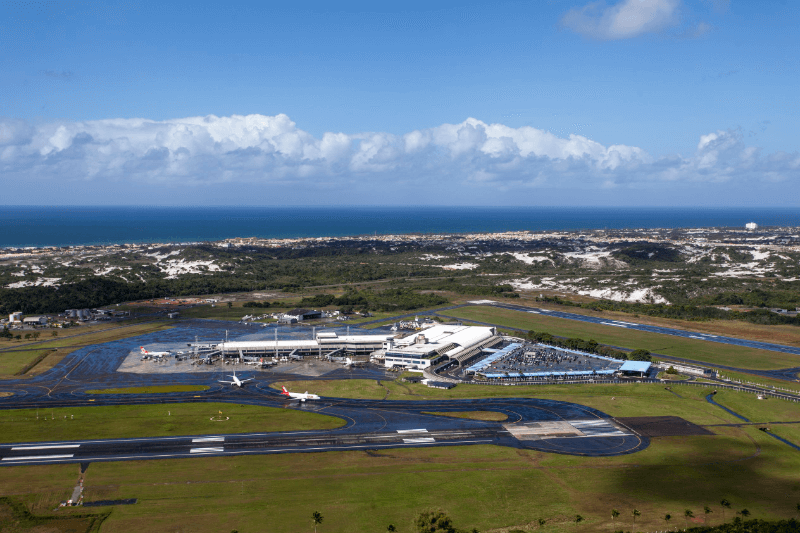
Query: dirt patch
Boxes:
[{"xmin": 614, "ymin": 416, "xmax": 714, "ymax": 437}]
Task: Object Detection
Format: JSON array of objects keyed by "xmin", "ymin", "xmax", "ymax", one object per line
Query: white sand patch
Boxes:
[
  {"xmin": 159, "ymin": 259, "xmax": 222, "ymax": 279},
  {"xmin": 509, "ymin": 278, "xmax": 668, "ymax": 304},
  {"xmin": 420, "ymin": 254, "xmax": 448, "ymax": 261},
  {"xmin": 564, "ymin": 249, "xmax": 611, "ymax": 265},
  {"xmin": 750, "ymin": 249, "xmax": 770, "ymax": 261},
  {"xmin": 94, "ymin": 266, "xmax": 129, "ymax": 276},
  {"xmin": 6, "ymin": 277, "xmax": 61, "ymax": 289},
  {"xmin": 146, "ymin": 250, "xmax": 180, "ymax": 261},
  {"xmin": 441, "ymin": 263, "xmax": 478, "ymax": 270},
  {"xmin": 10, "ymin": 271, "xmax": 25, "ymax": 277},
  {"xmin": 509, "ymin": 252, "xmax": 552, "ymax": 264},
  {"xmin": 712, "ymin": 262, "xmax": 771, "ymax": 277}
]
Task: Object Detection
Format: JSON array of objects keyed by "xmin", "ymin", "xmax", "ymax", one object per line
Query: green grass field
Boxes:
[
  {"xmin": 2, "ymin": 382, "xmax": 798, "ymax": 533},
  {"xmin": 0, "ymin": 349, "xmax": 52, "ymax": 377},
  {"xmin": 0, "ymin": 322, "xmax": 174, "ymax": 378},
  {"xmin": 0, "ymin": 402, "xmax": 344, "ymax": 444},
  {"xmin": 444, "ymin": 306, "xmax": 800, "ymax": 371}
]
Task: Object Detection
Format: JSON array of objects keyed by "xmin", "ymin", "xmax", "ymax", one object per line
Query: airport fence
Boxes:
[{"xmin": 425, "ymin": 371, "xmax": 800, "ymax": 402}]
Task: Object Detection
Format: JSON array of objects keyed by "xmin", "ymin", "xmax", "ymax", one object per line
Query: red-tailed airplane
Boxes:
[
  {"xmin": 140, "ymin": 346, "xmax": 170, "ymax": 358},
  {"xmin": 281, "ymin": 386, "xmax": 320, "ymax": 402}
]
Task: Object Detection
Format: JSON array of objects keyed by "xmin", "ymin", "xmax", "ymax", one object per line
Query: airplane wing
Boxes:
[{"xmin": 218, "ymin": 380, "xmax": 235, "ymax": 385}]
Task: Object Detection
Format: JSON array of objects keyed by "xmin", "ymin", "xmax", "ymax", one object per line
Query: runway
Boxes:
[
  {"xmin": 0, "ymin": 394, "xmax": 648, "ymax": 465},
  {"xmin": 472, "ymin": 301, "xmax": 800, "ymax": 357}
]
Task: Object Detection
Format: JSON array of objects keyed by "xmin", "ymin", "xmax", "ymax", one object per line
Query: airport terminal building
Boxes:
[{"xmin": 382, "ymin": 324, "xmax": 501, "ymax": 370}]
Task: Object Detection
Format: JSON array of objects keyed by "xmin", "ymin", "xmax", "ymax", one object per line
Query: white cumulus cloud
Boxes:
[
  {"xmin": 562, "ymin": 0, "xmax": 681, "ymax": 40},
  {"xmin": 0, "ymin": 114, "xmax": 796, "ymax": 198}
]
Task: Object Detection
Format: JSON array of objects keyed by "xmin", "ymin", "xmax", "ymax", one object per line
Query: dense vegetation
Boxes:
[{"xmin": 297, "ymin": 288, "xmax": 448, "ymax": 312}]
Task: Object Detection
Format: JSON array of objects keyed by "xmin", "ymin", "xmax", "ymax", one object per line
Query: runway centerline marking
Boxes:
[
  {"xmin": 403, "ymin": 437, "xmax": 436, "ymax": 444},
  {"xmin": 190, "ymin": 447, "xmax": 224, "ymax": 453}
]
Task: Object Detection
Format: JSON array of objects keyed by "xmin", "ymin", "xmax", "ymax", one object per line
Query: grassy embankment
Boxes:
[
  {"xmin": 443, "ymin": 305, "xmax": 800, "ymax": 371},
  {"xmin": 2, "ymin": 382, "xmax": 798, "ymax": 533},
  {"xmin": 0, "ymin": 402, "xmax": 344, "ymax": 444},
  {"xmin": 0, "ymin": 321, "xmax": 175, "ymax": 378}
]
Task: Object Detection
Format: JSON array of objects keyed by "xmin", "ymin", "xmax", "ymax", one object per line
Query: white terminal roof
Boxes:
[
  {"xmin": 219, "ymin": 340, "xmax": 318, "ymax": 350},
  {"xmin": 389, "ymin": 325, "xmax": 495, "ymax": 358}
]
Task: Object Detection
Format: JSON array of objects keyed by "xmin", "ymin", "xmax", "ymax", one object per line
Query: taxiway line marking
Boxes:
[
  {"xmin": 10, "ymin": 444, "xmax": 81, "ymax": 451},
  {"xmin": 3, "ymin": 454, "xmax": 74, "ymax": 461}
]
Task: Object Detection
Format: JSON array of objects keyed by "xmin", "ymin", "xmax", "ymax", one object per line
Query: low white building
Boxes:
[
  {"xmin": 383, "ymin": 324, "xmax": 500, "ymax": 370},
  {"xmin": 23, "ymin": 316, "xmax": 48, "ymax": 326},
  {"xmin": 9, "ymin": 312, "xmax": 23, "ymax": 323}
]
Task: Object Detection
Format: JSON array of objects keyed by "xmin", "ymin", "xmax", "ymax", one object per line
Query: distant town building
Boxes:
[
  {"xmin": 283, "ymin": 308, "xmax": 322, "ymax": 321},
  {"xmin": 745, "ymin": 222, "xmax": 758, "ymax": 230},
  {"xmin": 9, "ymin": 312, "xmax": 23, "ymax": 323}
]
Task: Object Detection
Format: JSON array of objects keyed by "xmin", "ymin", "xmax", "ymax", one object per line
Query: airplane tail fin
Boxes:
[
  {"xmin": 281, "ymin": 386, "xmax": 288, "ymax": 394},
  {"xmin": 140, "ymin": 347, "xmax": 147, "ymax": 354}
]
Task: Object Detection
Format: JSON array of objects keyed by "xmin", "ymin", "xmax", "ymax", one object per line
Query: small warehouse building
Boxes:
[
  {"xmin": 619, "ymin": 361, "xmax": 652, "ymax": 378},
  {"xmin": 23, "ymin": 316, "xmax": 48, "ymax": 326},
  {"xmin": 283, "ymin": 309, "xmax": 323, "ymax": 322}
]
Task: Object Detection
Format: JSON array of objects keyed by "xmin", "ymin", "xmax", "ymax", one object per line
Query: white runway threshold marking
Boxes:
[
  {"xmin": 3, "ymin": 454, "xmax": 74, "ymax": 461},
  {"xmin": 190, "ymin": 447, "xmax": 224, "ymax": 453},
  {"xmin": 11, "ymin": 444, "xmax": 81, "ymax": 450},
  {"xmin": 402, "ymin": 438, "xmax": 436, "ymax": 444},
  {"xmin": 397, "ymin": 429, "xmax": 428, "ymax": 434},
  {"xmin": 192, "ymin": 437, "xmax": 225, "ymax": 443}
]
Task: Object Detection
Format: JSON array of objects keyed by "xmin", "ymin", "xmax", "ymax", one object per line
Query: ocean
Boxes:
[{"xmin": 1, "ymin": 206, "xmax": 798, "ymax": 248}]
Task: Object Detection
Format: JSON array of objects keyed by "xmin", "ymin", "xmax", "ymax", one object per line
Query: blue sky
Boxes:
[{"xmin": 1, "ymin": 0, "xmax": 798, "ymax": 206}]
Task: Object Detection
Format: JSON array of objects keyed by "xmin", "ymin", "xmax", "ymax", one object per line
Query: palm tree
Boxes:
[
  {"xmin": 720, "ymin": 499, "xmax": 731, "ymax": 523},
  {"xmin": 631, "ymin": 509, "xmax": 641, "ymax": 529},
  {"xmin": 312, "ymin": 510, "xmax": 323, "ymax": 533},
  {"xmin": 387, "ymin": 525, "xmax": 396, "ymax": 532},
  {"xmin": 574, "ymin": 514, "xmax": 584, "ymax": 529},
  {"xmin": 684, "ymin": 510, "xmax": 694, "ymax": 529},
  {"xmin": 739, "ymin": 509, "xmax": 750, "ymax": 518},
  {"xmin": 796, "ymin": 503, "xmax": 800, "ymax": 519},
  {"xmin": 610, "ymin": 509, "xmax": 620, "ymax": 530},
  {"xmin": 703, "ymin": 505, "xmax": 712, "ymax": 523},
  {"xmin": 538, "ymin": 518, "xmax": 547, "ymax": 528},
  {"xmin": 663, "ymin": 513, "xmax": 672, "ymax": 531}
]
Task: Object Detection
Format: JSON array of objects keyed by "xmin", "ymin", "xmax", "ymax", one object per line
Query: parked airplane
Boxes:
[
  {"xmin": 280, "ymin": 386, "xmax": 320, "ymax": 402},
  {"xmin": 219, "ymin": 372, "xmax": 253, "ymax": 387},
  {"xmin": 140, "ymin": 346, "xmax": 170, "ymax": 358}
]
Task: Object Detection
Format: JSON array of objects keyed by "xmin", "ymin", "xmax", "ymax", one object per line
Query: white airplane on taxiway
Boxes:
[{"xmin": 219, "ymin": 372, "xmax": 253, "ymax": 387}]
